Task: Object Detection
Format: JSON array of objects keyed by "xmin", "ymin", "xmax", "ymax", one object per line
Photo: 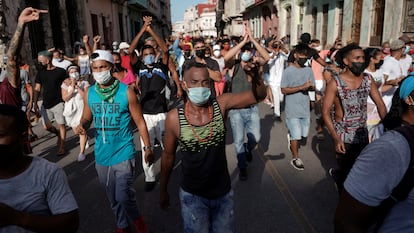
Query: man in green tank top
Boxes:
[{"xmin": 160, "ymin": 29, "xmax": 267, "ymax": 232}]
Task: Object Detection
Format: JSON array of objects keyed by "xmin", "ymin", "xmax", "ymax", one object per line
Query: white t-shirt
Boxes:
[
  {"xmin": 0, "ymin": 157, "xmax": 78, "ymax": 233},
  {"xmin": 400, "ymin": 55, "xmax": 413, "ymax": 76},
  {"xmin": 268, "ymin": 51, "xmax": 288, "ymax": 86},
  {"xmin": 364, "ymin": 69, "xmax": 384, "ymax": 105},
  {"xmin": 381, "ymin": 56, "xmax": 403, "ymax": 111}
]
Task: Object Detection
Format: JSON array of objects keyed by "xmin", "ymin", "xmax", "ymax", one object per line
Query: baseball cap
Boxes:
[
  {"xmin": 389, "ymin": 39, "xmax": 405, "ymax": 51},
  {"xmin": 119, "ymin": 42, "xmax": 130, "ymax": 50},
  {"xmin": 91, "ymin": 50, "xmax": 114, "ymax": 64},
  {"xmin": 213, "ymin": 45, "xmax": 221, "ymax": 51}
]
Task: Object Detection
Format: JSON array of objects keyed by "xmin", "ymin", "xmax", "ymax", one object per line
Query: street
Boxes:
[{"xmin": 29, "ymin": 102, "xmax": 339, "ymax": 233}]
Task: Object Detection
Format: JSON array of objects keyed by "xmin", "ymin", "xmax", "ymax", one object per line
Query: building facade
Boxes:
[
  {"xmin": 220, "ymin": 0, "xmax": 412, "ymax": 48},
  {"xmin": 176, "ymin": 1, "xmax": 217, "ymax": 37},
  {"xmin": 0, "ymin": 0, "xmax": 171, "ymax": 74}
]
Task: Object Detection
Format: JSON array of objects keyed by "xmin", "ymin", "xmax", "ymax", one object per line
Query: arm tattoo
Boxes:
[{"xmin": 7, "ymin": 24, "xmax": 25, "ymax": 88}]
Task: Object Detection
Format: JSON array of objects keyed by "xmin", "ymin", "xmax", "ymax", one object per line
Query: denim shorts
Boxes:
[
  {"xmin": 286, "ymin": 117, "xmax": 310, "ymax": 140},
  {"xmin": 179, "ymin": 188, "xmax": 234, "ymax": 233}
]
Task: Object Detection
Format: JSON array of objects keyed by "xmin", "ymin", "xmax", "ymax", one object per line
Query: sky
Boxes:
[{"xmin": 171, "ymin": 0, "xmax": 206, "ymax": 23}]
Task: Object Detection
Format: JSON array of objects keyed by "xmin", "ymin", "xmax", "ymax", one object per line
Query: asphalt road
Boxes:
[{"xmin": 29, "ymin": 102, "xmax": 339, "ymax": 233}]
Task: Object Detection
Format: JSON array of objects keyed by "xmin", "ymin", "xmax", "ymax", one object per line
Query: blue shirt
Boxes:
[{"xmin": 88, "ymin": 82, "xmax": 136, "ymax": 166}]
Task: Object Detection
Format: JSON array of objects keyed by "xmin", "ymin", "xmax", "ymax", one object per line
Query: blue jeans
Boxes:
[
  {"xmin": 229, "ymin": 105, "xmax": 261, "ymax": 169},
  {"xmin": 179, "ymin": 188, "xmax": 234, "ymax": 233},
  {"xmin": 95, "ymin": 159, "xmax": 140, "ymax": 228}
]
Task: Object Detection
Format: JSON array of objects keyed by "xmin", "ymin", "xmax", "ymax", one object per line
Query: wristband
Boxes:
[{"xmin": 143, "ymin": 146, "xmax": 151, "ymax": 151}]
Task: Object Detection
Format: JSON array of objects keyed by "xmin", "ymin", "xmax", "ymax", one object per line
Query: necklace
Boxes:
[{"xmin": 185, "ymin": 102, "xmax": 213, "ymax": 143}]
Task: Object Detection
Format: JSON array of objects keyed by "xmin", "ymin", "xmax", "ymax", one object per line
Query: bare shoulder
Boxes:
[{"xmin": 166, "ymin": 108, "xmax": 180, "ymax": 136}]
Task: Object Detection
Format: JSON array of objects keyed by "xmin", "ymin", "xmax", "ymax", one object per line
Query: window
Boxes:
[{"xmin": 91, "ymin": 13, "xmax": 99, "ymax": 36}]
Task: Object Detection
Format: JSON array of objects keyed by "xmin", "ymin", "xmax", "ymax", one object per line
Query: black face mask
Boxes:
[
  {"xmin": 195, "ymin": 49, "xmax": 206, "ymax": 58},
  {"xmin": 297, "ymin": 58, "xmax": 308, "ymax": 67},
  {"xmin": 0, "ymin": 143, "xmax": 20, "ymax": 169},
  {"xmin": 114, "ymin": 63, "xmax": 123, "ymax": 72},
  {"xmin": 374, "ymin": 60, "xmax": 384, "ymax": 70},
  {"xmin": 349, "ymin": 62, "xmax": 366, "ymax": 76}
]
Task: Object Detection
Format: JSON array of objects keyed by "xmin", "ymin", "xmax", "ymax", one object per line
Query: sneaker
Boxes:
[
  {"xmin": 290, "ymin": 158, "xmax": 305, "ymax": 171},
  {"xmin": 85, "ymin": 139, "xmax": 90, "ymax": 150},
  {"xmin": 145, "ymin": 181, "xmax": 156, "ymax": 192},
  {"xmin": 287, "ymin": 133, "xmax": 291, "ymax": 152},
  {"xmin": 77, "ymin": 153, "xmax": 86, "ymax": 162},
  {"xmin": 263, "ymin": 98, "xmax": 271, "ymax": 105},
  {"xmin": 239, "ymin": 168, "xmax": 248, "ymax": 181},
  {"xmin": 133, "ymin": 216, "xmax": 149, "ymax": 233}
]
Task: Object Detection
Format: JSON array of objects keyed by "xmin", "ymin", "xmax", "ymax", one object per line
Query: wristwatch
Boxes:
[{"xmin": 143, "ymin": 146, "xmax": 151, "ymax": 151}]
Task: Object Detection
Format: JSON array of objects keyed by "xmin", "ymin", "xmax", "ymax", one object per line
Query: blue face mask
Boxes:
[
  {"xmin": 144, "ymin": 54, "xmax": 155, "ymax": 65},
  {"xmin": 404, "ymin": 45, "xmax": 411, "ymax": 55},
  {"xmin": 187, "ymin": 87, "xmax": 211, "ymax": 106},
  {"xmin": 241, "ymin": 52, "xmax": 252, "ymax": 62}
]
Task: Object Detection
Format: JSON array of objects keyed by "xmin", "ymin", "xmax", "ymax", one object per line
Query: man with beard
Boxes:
[{"xmin": 322, "ymin": 43, "xmax": 387, "ymax": 193}]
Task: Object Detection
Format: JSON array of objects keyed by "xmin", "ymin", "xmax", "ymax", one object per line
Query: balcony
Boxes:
[{"xmin": 128, "ymin": 0, "xmax": 148, "ymax": 8}]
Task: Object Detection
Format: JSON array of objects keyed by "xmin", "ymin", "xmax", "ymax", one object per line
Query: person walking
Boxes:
[
  {"xmin": 160, "ymin": 58, "xmax": 266, "ymax": 233},
  {"xmin": 322, "ymin": 43, "xmax": 387, "ymax": 193},
  {"xmin": 281, "ymin": 43, "xmax": 315, "ymax": 170},
  {"xmin": 61, "ymin": 65, "xmax": 90, "ymax": 161},
  {"xmin": 76, "ymin": 50, "xmax": 153, "ymax": 233},
  {"xmin": 223, "ymin": 25, "xmax": 270, "ymax": 180},
  {"xmin": 33, "ymin": 50, "xmax": 68, "ymax": 156}
]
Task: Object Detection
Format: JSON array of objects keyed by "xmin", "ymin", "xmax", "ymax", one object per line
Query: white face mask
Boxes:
[
  {"xmin": 69, "ymin": 72, "xmax": 80, "ymax": 80},
  {"xmin": 315, "ymin": 45, "xmax": 323, "ymax": 51},
  {"xmin": 93, "ymin": 69, "xmax": 112, "ymax": 84},
  {"xmin": 213, "ymin": 50, "xmax": 221, "ymax": 57}
]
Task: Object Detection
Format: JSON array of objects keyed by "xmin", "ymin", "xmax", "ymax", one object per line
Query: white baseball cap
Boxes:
[
  {"xmin": 213, "ymin": 45, "xmax": 221, "ymax": 51},
  {"xmin": 91, "ymin": 50, "xmax": 114, "ymax": 64},
  {"xmin": 119, "ymin": 42, "xmax": 130, "ymax": 50}
]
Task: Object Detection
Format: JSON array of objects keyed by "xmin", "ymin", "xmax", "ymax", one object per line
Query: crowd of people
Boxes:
[{"xmin": 2, "ymin": 6, "xmax": 414, "ymax": 233}]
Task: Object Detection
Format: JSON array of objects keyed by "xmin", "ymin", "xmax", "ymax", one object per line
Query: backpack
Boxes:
[{"xmin": 373, "ymin": 124, "xmax": 414, "ymax": 232}]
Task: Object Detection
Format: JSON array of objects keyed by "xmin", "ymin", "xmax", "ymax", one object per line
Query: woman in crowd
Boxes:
[
  {"xmin": 363, "ymin": 48, "xmax": 387, "ymax": 141},
  {"xmin": 61, "ymin": 65, "xmax": 90, "ymax": 161}
]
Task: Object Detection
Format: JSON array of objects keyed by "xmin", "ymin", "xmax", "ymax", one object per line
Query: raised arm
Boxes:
[
  {"xmin": 92, "ymin": 35, "xmax": 101, "ymax": 52},
  {"xmin": 218, "ymin": 61, "xmax": 266, "ymax": 111},
  {"xmin": 7, "ymin": 7, "xmax": 47, "ymax": 88},
  {"xmin": 224, "ymin": 33, "xmax": 249, "ymax": 64},
  {"xmin": 129, "ymin": 16, "xmax": 152, "ymax": 65},
  {"xmin": 83, "ymin": 35, "xmax": 92, "ymax": 56},
  {"xmin": 246, "ymin": 26, "xmax": 270, "ymax": 65}
]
